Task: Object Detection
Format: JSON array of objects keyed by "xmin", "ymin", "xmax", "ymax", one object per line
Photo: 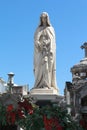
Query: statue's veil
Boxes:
[{"xmin": 39, "ymin": 12, "xmax": 51, "ymax": 27}]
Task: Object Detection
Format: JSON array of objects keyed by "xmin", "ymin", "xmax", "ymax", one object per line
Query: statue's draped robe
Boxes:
[{"xmin": 34, "ymin": 26, "xmax": 57, "ymax": 89}]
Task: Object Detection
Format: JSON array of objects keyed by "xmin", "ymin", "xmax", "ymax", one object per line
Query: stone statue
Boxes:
[{"xmin": 34, "ymin": 12, "xmax": 58, "ymax": 90}]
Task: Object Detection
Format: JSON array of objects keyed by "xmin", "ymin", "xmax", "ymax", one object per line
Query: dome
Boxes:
[{"xmin": 71, "ymin": 42, "xmax": 87, "ymax": 79}]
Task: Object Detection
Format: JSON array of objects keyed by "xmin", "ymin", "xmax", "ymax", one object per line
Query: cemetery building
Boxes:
[
  {"xmin": 65, "ymin": 42, "xmax": 87, "ymax": 119},
  {"xmin": 0, "ymin": 72, "xmax": 28, "ymax": 96}
]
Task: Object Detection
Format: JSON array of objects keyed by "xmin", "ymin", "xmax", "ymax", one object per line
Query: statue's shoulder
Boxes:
[
  {"xmin": 48, "ymin": 25, "xmax": 55, "ymax": 30},
  {"xmin": 47, "ymin": 26, "xmax": 55, "ymax": 34},
  {"xmin": 34, "ymin": 27, "xmax": 40, "ymax": 36},
  {"xmin": 35, "ymin": 26, "xmax": 42, "ymax": 34}
]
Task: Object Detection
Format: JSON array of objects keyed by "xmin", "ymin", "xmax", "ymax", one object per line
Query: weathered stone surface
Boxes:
[
  {"xmin": 33, "ymin": 12, "xmax": 58, "ymax": 92},
  {"xmin": 30, "ymin": 88, "xmax": 58, "ymax": 95}
]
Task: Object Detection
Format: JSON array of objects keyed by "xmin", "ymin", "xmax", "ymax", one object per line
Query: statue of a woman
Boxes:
[{"xmin": 34, "ymin": 12, "xmax": 57, "ymax": 89}]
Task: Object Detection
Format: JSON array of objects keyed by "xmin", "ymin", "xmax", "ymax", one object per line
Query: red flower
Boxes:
[
  {"xmin": 18, "ymin": 99, "xmax": 33, "ymax": 115},
  {"xmin": 7, "ymin": 104, "xmax": 13, "ymax": 112},
  {"xmin": 80, "ymin": 120, "xmax": 87, "ymax": 130},
  {"xmin": 43, "ymin": 115, "xmax": 63, "ymax": 130},
  {"xmin": 18, "ymin": 109, "xmax": 25, "ymax": 118},
  {"xmin": 11, "ymin": 111, "xmax": 16, "ymax": 124},
  {"xmin": 6, "ymin": 104, "xmax": 17, "ymax": 124},
  {"xmin": 6, "ymin": 111, "xmax": 16, "ymax": 124},
  {"xmin": 29, "ymin": 109, "xmax": 33, "ymax": 115}
]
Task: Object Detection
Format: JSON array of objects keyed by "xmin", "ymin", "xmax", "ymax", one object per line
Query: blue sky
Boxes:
[{"xmin": 0, "ymin": 0, "xmax": 87, "ymax": 95}]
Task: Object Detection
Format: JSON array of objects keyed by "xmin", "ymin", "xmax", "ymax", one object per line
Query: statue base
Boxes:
[
  {"xmin": 30, "ymin": 88, "xmax": 63, "ymax": 107},
  {"xmin": 30, "ymin": 87, "xmax": 58, "ymax": 95}
]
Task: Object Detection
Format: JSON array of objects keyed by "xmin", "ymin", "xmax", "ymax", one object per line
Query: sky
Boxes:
[{"xmin": 0, "ymin": 0, "xmax": 87, "ymax": 95}]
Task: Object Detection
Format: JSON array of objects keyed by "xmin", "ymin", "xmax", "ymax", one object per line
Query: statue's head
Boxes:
[{"xmin": 39, "ymin": 12, "xmax": 51, "ymax": 27}]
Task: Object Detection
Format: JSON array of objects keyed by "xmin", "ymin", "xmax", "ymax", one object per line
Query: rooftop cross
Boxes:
[{"xmin": 81, "ymin": 42, "xmax": 87, "ymax": 58}]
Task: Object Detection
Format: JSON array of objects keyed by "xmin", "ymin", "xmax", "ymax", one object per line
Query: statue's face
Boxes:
[{"xmin": 41, "ymin": 14, "xmax": 47, "ymax": 25}]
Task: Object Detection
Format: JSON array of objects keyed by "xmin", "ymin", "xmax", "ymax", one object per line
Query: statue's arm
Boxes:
[
  {"xmin": 45, "ymin": 27, "xmax": 56, "ymax": 60},
  {"xmin": 34, "ymin": 28, "xmax": 42, "ymax": 51}
]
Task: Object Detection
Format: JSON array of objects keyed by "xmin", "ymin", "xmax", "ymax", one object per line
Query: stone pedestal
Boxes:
[
  {"xmin": 30, "ymin": 88, "xmax": 58, "ymax": 95},
  {"xmin": 30, "ymin": 88, "xmax": 63, "ymax": 106}
]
